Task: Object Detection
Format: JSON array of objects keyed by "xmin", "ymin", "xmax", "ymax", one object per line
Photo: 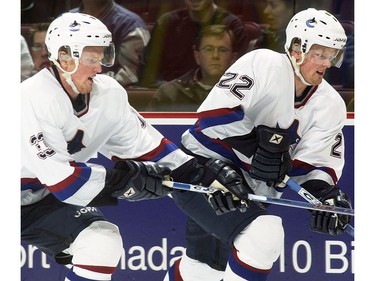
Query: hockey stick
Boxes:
[
  {"xmin": 163, "ymin": 180, "xmax": 354, "ymax": 238},
  {"xmin": 280, "ymin": 176, "xmax": 355, "ymax": 238},
  {"xmin": 162, "ymin": 180, "xmax": 355, "ymax": 216}
]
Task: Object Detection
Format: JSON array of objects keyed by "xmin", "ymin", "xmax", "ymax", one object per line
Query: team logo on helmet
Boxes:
[
  {"xmin": 305, "ymin": 17, "xmax": 317, "ymax": 28},
  {"xmin": 69, "ymin": 20, "xmax": 81, "ymax": 32}
]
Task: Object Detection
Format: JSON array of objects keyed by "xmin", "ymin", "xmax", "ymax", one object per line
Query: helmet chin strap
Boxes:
[
  {"xmin": 52, "ymin": 58, "xmax": 81, "ymax": 94},
  {"xmin": 287, "ymin": 52, "xmax": 312, "ymax": 86}
]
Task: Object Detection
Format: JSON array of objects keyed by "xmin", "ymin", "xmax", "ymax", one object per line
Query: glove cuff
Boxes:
[
  {"xmin": 301, "ymin": 179, "xmax": 336, "ymax": 200},
  {"xmin": 170, "ymin": 158, "xmax": 204, "ymax": 185}
]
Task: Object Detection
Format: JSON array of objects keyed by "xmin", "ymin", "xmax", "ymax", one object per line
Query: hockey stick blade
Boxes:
[{"xmin": 163, "ymin": 180, "xmax": 354, "ymax": 216}]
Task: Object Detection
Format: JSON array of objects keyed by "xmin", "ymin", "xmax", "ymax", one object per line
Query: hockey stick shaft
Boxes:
[
  {"xmin": 163, "ymin": 180, "xmax": 355, "ymax": 216},
  {"xmin": 164, "ymin": 180, "xmax": 354, "ymax": 238},
  {"xmin": 282, "ymin": 176, "xmax": 355, "ymax": 238}
]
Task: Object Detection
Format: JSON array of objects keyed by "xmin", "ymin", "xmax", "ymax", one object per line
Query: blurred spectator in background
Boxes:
[
  {"xmin": 71, "ymin": 0, "xmax": 150, "ymax": 87},
  {"xmin": 21, "ymin": 35, "xmax": 34, "ymax": 81},
  {"xmin": 21, "ymin": 0, "xmax": 37, "ymax": 23},
  {"xmin": 138, "ymin": 0, "xmax": 249, "ymax": 88},
  {"xmin": 148, "ymin": 24, "xmax": 237, "ymax": 111},
  {"xmin": 255, "ymin": 0, "xmax": 296, "ymax": 52},
  {"xmin": 29, "ymin": 23, "xmax": 52, "ymax": 74},
  {"xmin": 254, "ymin": 0, "xmax": 333, "ymax": 52},
  {"xmin": 325, "ymin": 27, "xmax": 354, "ymax": 89},
  {"xmin": 340, "ymin": 33, "xmax": 354, "ymax": 88},
  {"xmin": 21, "ymin": 0, "xmax": 81, "ymax": 24}
]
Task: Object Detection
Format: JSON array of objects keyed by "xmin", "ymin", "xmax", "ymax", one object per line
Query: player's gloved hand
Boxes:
[
  {"xmin": 110, "ymin": 160, "xmax": 172, "ymax": 201},
  {"xmin": 201, "ymin": 159, "xmax": 250, "ymax": 215},
  {"xmin": 207, "ymin": 190, "xmax": 247, "ymax": 215},
  {"xmin": 309, "ymin": 186, "xmax": 352, "ymax": 235},
  {"xmin": 249, "ymin": 125, "xmax": 291, "ymax": 188},
  {"xmin": 170, "ymin": 158, "xmax": 250, "ymax": 215}
]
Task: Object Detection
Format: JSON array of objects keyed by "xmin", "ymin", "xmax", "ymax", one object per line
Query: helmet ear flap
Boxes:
[
  {"xmin": 291, "ymin": 39, "xmax": 301, "ymax": 53},
  {"xmin": 57, "ymin": 46, "xmax": 73, "ymax": 61},
  {"xmin": 285, "ymin": 38, "xmax": 301, "ymax": 55}
]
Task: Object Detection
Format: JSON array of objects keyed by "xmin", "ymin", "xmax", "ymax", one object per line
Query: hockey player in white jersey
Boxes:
[
  {"xmin": 164, "ymin": 8, "xmax": 353, "ymax": 281},
  {"xmin": 21, "ymin": 13, "xmax": 251, "ymax": 281}
]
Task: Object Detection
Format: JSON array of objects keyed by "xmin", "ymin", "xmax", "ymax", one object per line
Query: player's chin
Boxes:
[{"xmin": 308, "ymin": 73, "xmax": 324, "ymax": 85}]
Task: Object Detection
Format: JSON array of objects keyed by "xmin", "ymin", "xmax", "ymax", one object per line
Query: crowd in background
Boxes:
[{"xmin": 21, "ymin": 0, "xmax": 354, "ymax": 112}]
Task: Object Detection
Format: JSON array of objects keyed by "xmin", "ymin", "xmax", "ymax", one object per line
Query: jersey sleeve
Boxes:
[
  {"xmin": 289, "ymin": 86, "xmax": 347, "ymax": 186},
  {"xmin": 100, "ymin": 102, "xmax": 192, "ymax": 171}
]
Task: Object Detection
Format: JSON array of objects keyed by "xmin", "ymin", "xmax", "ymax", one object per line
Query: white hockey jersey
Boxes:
[
  {"xmin": 21, "ymin": 68, "xmax": 191, "ymax": 206},
  {"xmin": 182, "ymin": 49, "xmax": 347, "ymax": 197}
]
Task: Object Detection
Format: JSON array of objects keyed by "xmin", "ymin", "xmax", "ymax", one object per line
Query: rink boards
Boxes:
[{"xmin": 21, "ymin": 114, "xmax": 355, "ymax": 281}]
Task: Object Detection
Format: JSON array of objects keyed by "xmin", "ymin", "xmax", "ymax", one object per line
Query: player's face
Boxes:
[
  {"xmin": 71, "ymin": 47, "xmax": 104, "ymax": 94},
  {"xmin": 299, "ymin": 45, "xmax": 339, "ymax": 85},
  {"xmin": 195, "ymin": 33, "xmax": 236, "ymax": 81}
]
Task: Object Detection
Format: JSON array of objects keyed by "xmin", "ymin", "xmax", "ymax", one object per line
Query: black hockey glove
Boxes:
[
  {"xmin": 203, "ymin": 159, "xmax": 249, "ymax": 215},
  {"xmin": 108, "ymin": 160, "xmax": 172, "ymax": 201},
  {"xmin": 304, "ymin": 181, "xmax": 352, "ymax": 236},
  {"xmin": 172, "ymin": 158, "xmax": 250, "ymax": 215},
  {"xmin": 249, "ymin": 125, "xmax": 291, "ymax": 188}
]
